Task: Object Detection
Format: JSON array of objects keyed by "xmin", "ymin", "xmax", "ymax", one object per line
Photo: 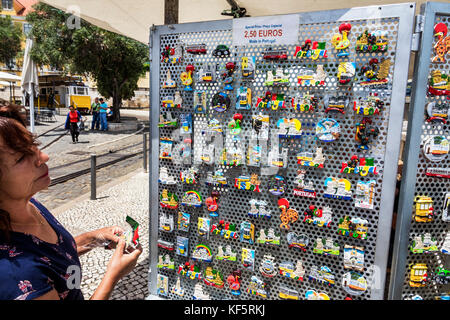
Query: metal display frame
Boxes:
[
  {"xmin": 148, "ymin": 3, "xmax": 415, "ymax": 300},
  {"xmin": 388, "ymin": 1, "xmax": 450, "ymax": 300}
]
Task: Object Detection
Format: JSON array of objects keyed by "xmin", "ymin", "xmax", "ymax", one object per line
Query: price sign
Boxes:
[{"xmin": 232, "ymin": 15, "xmax": 299, "ymax": 47}]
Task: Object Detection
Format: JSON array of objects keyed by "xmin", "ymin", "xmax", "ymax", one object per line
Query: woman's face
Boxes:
[{"xmin": 0, "ymin": 137, "xmax": 50, "ymax": 201}]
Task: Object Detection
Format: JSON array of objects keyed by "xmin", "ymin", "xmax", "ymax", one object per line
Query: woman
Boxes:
[
  {"xmin": 65, "ymin": 105, "xmax": 81, "ymax": 144},
  {"xmin": 0, "ymin": 101, "xmax": 142, "ymax": 300}
]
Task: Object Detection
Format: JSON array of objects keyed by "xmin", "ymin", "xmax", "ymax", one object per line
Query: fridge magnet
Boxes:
[
  {"xmin": 323, "ymin": 177, "xmax": 352, "ymax": 200},
  {"xmin": 197, "ymin": 217, "xmax": 211, "ymax": 238},
  {"xmin": 186, "ymin": 43, "xmax": 207, "ymax": 55},
  {"xmin": 234, "ymin": 174, "xmax": 261, "ymax": 192},
  {"xmin": 262, "ymin": 47, "xmax": 288, "ymax": 60},
  {"xmin": 343, "ymin": 245, "xmax": 365, "ymax": 272},
  {"xmin": 264, "ymin": 68, "xmax": 290, "ymax": 86},
  {"xmin": 268, "ymin": 175, "xmax": 286, "ymax": 196},
  {"xmin": 171, "ymin": 277, "xmax": 185, "ymax": 297},
  {"xmin": 291, "ymin": 91, "xmax": 319, "ymax": 112},
  {"xmin": 203, "ymin": 266, "xmax": 224, "ymax": 288},
  {"xmin": 337, "ymin": 62, "xmax": 356, "ymax": 85},
  {"xmin": 305, "ymin": 290, "xmax": 330, "ymax": 300},
  {"xmin": 211, "ymin": 91, "xmax": 231, "ymax": 112},
  {"xmin": 212, "ymin": 44, "xmax": 230, "ymax": 57},
  {"xmin": 297, "ymin": 65, "xmax": 327, "ymax": 87},
  {"xmin": 332, "ymin": 23, "xmax": 352, "ymax": 57},
  {"xmin": 216, "ymin": 245, "xmax": 237, "ymax": 262},
  {"xmin": 180, "ymin": 167, "xmax": 199, "ymax": 184},
  {"xmin": 308, "ymin": 265, "xmax": 336, "ymax": 287},
  {"xmin": 156, "ymin": 274, "xmax": 169, "ymax": 296},
  {"xmin": 157, "ymin": 254, "xmax": 175, "ymax": 271},
  {"xmin": 355, "ymin": 118, "xmax": 380, "ymax": 151},
  {"xmin": 180, "ymin": 137, "xmax": 192, "ymax": 163},
  {"xmin": 432, "ymin": 23, "xmax": 450, "ymax": 63},
  {"xmin": 161, "ymin": 95, "xmax": 177, "ymax": 108},
  {"xmin": 160, "ymin": 189, "xmax": 178, "ymax": 209},
  {"xmin": 247, "ymin": 143, "xmax": 262, "ymax": 167},
  {"xmin": 425, "ymin": 167, "xmax": 450, "ymax": 178},
  {"xmin": 159, "ymin": 137, "xmax": 173, "ymax": 159},
  {"xmin": 441, "ymin": 231, "xmax": 450, "ymax": 254},
  {"xmin": 342, "ymin": 271, "xmax": 368, "ymax": 296},
  {"xmin": 355, "ymin": 180, "xmax": 377, "ymax": 210},
  {"xmin": 205, "ymin": 169, "xmax": 228, "ymax": 187},
  {"xmin": 159, "ymin": 167, "xmax": 177, "ymax": 185},
  {"xmin": 174, "ymin": 91, "xmax": 182, "ymax": 108},
  {"xmin": 316, "ymin": 118, "xmax": 341, "ymax": 142},
  {"xmin": 337, "ymin": 216, "xmax": 368, "ymax": 240},
  {"xmin": 287, "ymin": 232, "xmax": 309, "ymax": 251},
  {"xmin": 297, "ymin": 147, "xmax": 326, "ymax": 168},
  {"xmin": 180, "ymin": 113, "xmax": 192, "ymax": 134},
  {"xmin": 161, "ymin": 44, "xmax": 183, "ymax": 64},
  {"xmin": 413, "ymin": 196, "xmax": 434, "ymax": 222},
  {"xmin": 175, "ymin": 236, "xmax": 189, "ymax": 257},
  {"xmin": 434, "ymin": 267, "xmax": 450, "ymax": 285},
  {"xmin": 255, "ymin": 91, "xmax": 286, "ymax": 110},
  {"xmin": 219, "ymin": 62, "xmax": 236, "ymax": 91},
  {"xmin": 198, "ymin": 63, "xmax": 216, "ymax": 82},
  {"xmin": 251, "ymin": 114, "xmax": 270, "ymax": 140},
  {"xmin": 359, "ymin": 58, "xmax": 391, "ymax": 86},
  {"xmin": 210, "ymin": 220, "xmax": 238, "ymax": 240},
  {"xmin": 324, "ymin": 95, "xmax": 349, "ymax": 114},
  {"xmin": 276, "ymin": 118, "xmax": 303, "ymax": 139},
  {"xmin": 293, "ymin": 169, "xmax": 316, "ymax": 198},
  {"xmin": 268, "ymin": 146, "xmax": 289, "ymax": 168},
  {"xmin": 279, "ymin": 287, "xmax": 300, "ymax": 300},
  {"xmin": 294, "ymin": 39, "xmax": 328, "ymax": 59},
  {"xmin": 205, "ymin": 191, "xmax": 220, "ymax": 216},
  {"xmin": 425, "ymin": 101, "xmax": 449, "ymax": 124},
  {"xmin": 177, "ymin": 261, "xmax": 202, "ymax": 280},
  {"xmin": 443, "ymin": 193, "xmax": 450, "ymax": 222},
  {"xmin": 227, "ymin": 269, "xmax": 242, "ymax": 296},
  {"xmin": 313, "ymin": 237, "xmax": 340, "ymax": 256},
  {"xmin": 193, "ymin": 90, "xmax": 207, "ymax": 114},
  {"xmin": 428, "ymin": 70, "xmax": 450, "ymax": 96},
  {"xmin": 158, "ymin": 111, "xmax": 178, "ymax": 128},
  {"xmin": 256, "ymin": 228, "xmax": 281, "ymax": 246},
  {"xmin": 177, "ymin": 211, "xmax": 190, "ymax": 232},
  {"xmin": 409, "ymin": 263, "xmax": 428, "ymax": 287},
  {"xmin": 353, "ymin": 93, "xmax": 385, "ymax": 116},
  {"xmin": 278, "ymin": 198, "xmax": 299, "ymax": 230},
  {"xmin": 279, "ymin": 261, "xmax": 306, "ymax": 281},
  {"xmin": 228, "ymin": 113, "xmax": 243, "ymax": 135},
  {"xmin": 181, "ymin": 190, "xmax": 202, "ymax": 207},
  {"xmin": 193, "ymin": 282, "xmax": 210, "ymax": 300},
  {"xmin": 192, "ymin": 244, "xmax": 213, "ymax": 263},
  {"xmin": 236, "ymin": 86, "xmax": 252, "ymax": 110},
  {"xmin": 341, "ymin": 155, "xmax": 379, "ymax": 176},
  {"xmin": 239, "ymin": 221, "xmax": 255, "ymax": 245},
  {"xmin": 241, "ymin": 248, "xmax": 255, "ymax": 271},
  {"xmin": 248, "ymin": 199, "xmax": 271, "ymax": 219},
  {"xmin": 241, "ymin": 56, "xmax": 255, "ymax": 79},
  {"xmin": 247, "ymin": 276, "xmax": 268, "ymax": 299},
  {"xmin": 410, "ymin": 233, "xmax": 438, "ymax": 254},
  {"xmin": 303, "ymin": 205, "xmax": 333, "ymax": 228},
  {"xmin": 157, "ymin": 239, "xmax": 174, "ymax": 251},
  {"xmin": 259, "ymin": 254, "xmax": 277, "ymax": 278},
  {"xmin": 162, "ymin": 69, "xmax": 177, "ymax": 88},
  {"xmin": 221, "ymin": 139, "xmax": 244, "ymax": 167},
  {"xmin": 180, "ymin": 64, "xmax": 195, "ymax": 91},
  {"xmin": 355, "ymin": 29, "xmax": 388, "ymax": 53},
  {"xmin": 422, "ymin": 135, "xmax": 449, "ymax": 162}
]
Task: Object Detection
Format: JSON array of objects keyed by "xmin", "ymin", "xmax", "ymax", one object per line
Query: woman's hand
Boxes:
[
  {"xmin": 75, "ymin": 226, "xmax": 124, "ymax": 255},
  {"xmin": 106, "ymin": 239, "xmax": 143, "ymax": 283}
]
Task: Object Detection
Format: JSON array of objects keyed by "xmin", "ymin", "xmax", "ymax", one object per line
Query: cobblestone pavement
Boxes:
[{"xmin": 51, "ymin": 171, "xmax": 150, "ymax": 300}]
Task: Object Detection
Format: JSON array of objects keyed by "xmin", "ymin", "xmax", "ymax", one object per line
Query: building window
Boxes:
[
  {"xmin": 23, "ymin": 23, "xmax": 32, "ymax": 36},
  {"xmin": 2, "ymin": 0, "xmax": 13, "ymax": 10}
]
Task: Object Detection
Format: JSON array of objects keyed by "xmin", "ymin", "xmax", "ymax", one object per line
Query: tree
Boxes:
[
  {"xmin": 0, "ymin": 15, "xmax": 22, "ymax": 68},
  {"xmin": 26, "ymin": 3, "xmax": 149, "ymax": 121}
]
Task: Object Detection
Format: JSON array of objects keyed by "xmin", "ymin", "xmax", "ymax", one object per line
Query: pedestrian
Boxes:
[
  {"xmin": 0, "ymin": 100, "xmax": 142, "ymax": 300},
  {"xmin": 91, "ymin": 97, "xmax": 100, "ymax": 130},
  {"xmin": 99, "ymin": 98, "xmax": 108, "ymax": 131},
  {"xmin": 65, "ymin": 105, "xmax": 81, "ymax": 144}
]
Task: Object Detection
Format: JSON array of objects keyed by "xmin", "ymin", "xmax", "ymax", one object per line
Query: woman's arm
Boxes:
[{"xmin": 74, "ymin": 226, "xmax": 123, "ymax": 256}]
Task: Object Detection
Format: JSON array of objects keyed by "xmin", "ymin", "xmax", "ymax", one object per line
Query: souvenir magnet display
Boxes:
[
  {"xmin": 239, "ymin": 221, "xmax": 255, "ymax": 245},
  {"xmin": 355, "ymin": 29, "xmax": 388, "ymax": 53},
  {"xmin": 192, "ymin": 244, "xmax": 213, "ymax": 263},
  {"xmin": 291, "ymin": 92, "xmax": 318, "ymax": 112},
  {"xmin": 308, "ymin": 265, "xmax": 336, "ymax": 287},
  {"xmin": 241, "ymin": 248, "xmax": 255, "ymax": 271},
  {"xmin": 432, "ymin": 23, "xmax": 450, "ymax": 63},
  {"xmin": 186, "ymin": 43, "xmax": 207, "ymax": 55},
  {"xmin": 305, "ymin": 290, "xmax": 330, "ymax": 300},
  {"xmin": 316, "ymin": 118, "xmax": 341, "ymax": 142},
  {"xmin": 276, "ymin": 118, "xmax": 303, "ymax": 138},
  {"xmin": 160, "ymin": 189, "xmax": 178, "ymax": 209},
  {"xmin": 234, "ymin": 174, "xmax": 261, "ymax": 192},
  {"xmin": 257, "ymin": 228, "xmax": 281, "ymax": 246},
  {"xmin": 176, "ymin": 236, "xmax": 189, "ymax": 257},
  {"xmin": 197, "ymin": 217, "xmax": 211, "ymax": 238},
  {"xmin": 337, "ymin": 62, "xmax": 356, "ymax": 84},
  {"xmin": 263, "ymin": 47, "xmax": 288, "ymax": 60},
  {"xmin": 313, "ymin": 237, "xmax": 340, "ymax": 256},
  {"xmin": 425, "ymin": 101, "xmax": 449, "ymax": 124},
  {"xmin": 159, "ymin": 137, "xmax": 173, "ymax": 159},
  {"xmin": 353, "ymin": 93, "xmax": 385, "ymax": 116},
  {"xmin": 294, "ymin": 39, "xmax": 328, "ymax": 59},
  {"xmin": 410, "ymin": 233, "xmax": 438, "ymax": 254},
  {"xmin": 264, "ymin": 68, "xmax": 290, "ymax": 86},
  {"xmin": 297, "ymin": 65, "xmax": 327, "ymax": 86},
  {"xmin": 268, "ymin": 175, "xmax": 286, "ymax": 196},
  {"xmin": 210, "ymin": 220, "xmax": 238, "ymax": 239},
  {"xmin": 205, "ymin": 191, "xmax": 220, "ymax": 216},
  {"xmin": 227, "ymin": 269, "xmax": 242, "ymax": 296},
  {"xmin": 337, "ymin": 216, "xmax": 368, "ymax": 240},
  {"xmin": 279, "ymin": 260, "xmax": 306, "ymax": 281},
  {"xmin": 409, "ymin": 263, "xmax": 428, "ymax": 287},
  {"xmin": 341, "ymin": 155, "xmax": 378, "ymax": 176},
  {"xmin": 332, "ymin": 23, "xmax": 351, "ymax": 57},
  {"xmin": 304, "ymin": 205, "xmax": 333, "ymax": 227},
  {"xmin": 212, "ymin": 44, "xmax": 230, "ymax": 57},
  {"xmin": 342, "ymin": 272, "xmax": 368, "ymax": 296},
  {"xmin": 428, "ymin": 70, "xmax": 450, "ymax": 96},
  {"xmin": 180, "ymin": 64, "xmax": 195, "ymax": 91},
  {"xmin": 177, "ymin": 211, "xmax": 190, "ymax": 232},
  {"xmin": 157, "ymin": 274, "xmax": 169, "ymax": 296},
  {"xmin": 235, "ymin": 86, "xmax": 252, "ymax": 110},
  {"xmin": 241, "ymin": 56, "xmax": 255, "ymax": 79},
  {"xmin": 259, "ymin": 254, "xmax": 277, "ymax": 278},
  {"xmin": 343, "ymin": 245, "xmax": 365, "ymax": 272},
  {"xmin": 293, "ymin": 169, "xmax": 316, "ymax": 198},
  {"xmin": 247, "ymin": 276, "xmax": 268, "ymax": 298},
  {"xmin": 181, "ymin": 190, "xmax": 202, "ymax": 207},
  {"xmin": 159, "ymin": 167, "xmax": 177, "ymax": 184},
  {"xmin": 248, "ymin": 199, "xmax": 271, "ymax": 219},
  {"xmin": 278, "ymin": 198, "xmax": 299, "ymax": 230},
  {"xmin": 192, "ymin": 282, "xmax": 210, "ymax": 300},
  {"xmin": 157, "ymin": 254, "xmax": 175, "ymax": 271},
  {"xmin": 180, "ymin": 167, "xmax": 198, "ymax": 184},
  {"xmin": 203, "ymin": 266, "xmax": 224, "ymax": 288},
  {"xmin": 355, "ymin": 118, "xmax": 380, "ymax": 150},
  {"xmin": 324, "ymin": 95, "xmax": 348, "ymax": 114},
  {"xmin": 279, "ymin": 287, "xmax": 300, "ymax": 300},
  {"xmin": 287, "ymin": 232, "xmax": 309, "ymax": 251},
  {"xmin": 194, "ymin": 90, "xmax": 207, "ymax": 114},
  {"xmin": 413, "ymin": 196, "xmax": 434, "ymax": 222},
  {"xmin": 422, "ymin": 135, "xmax": 449, "ymax": 162},
  {"xmin": 216, "ymin": 245, "xmax": 237, "ymax": 262},
  {"xmin": 159, "ymin": 213, "xmax": 174, "ymax": 233},
  {"xmin": 323, "ymin": 177, "xmax": 352, "ymax": 200},
  {"xmin": 355, "ymin": 180, "xmax": 376, "ymax": 210},
  {"xmin": 297, "ymin": 147, "xmax": 326, "ymax": 168},
  {"xmin": 211, "ymin": 91, "xmax": 231, "ymax": 112},
  {"xmin": 359, "ymin": 58, "xmax": 391, "ymax": 86}
]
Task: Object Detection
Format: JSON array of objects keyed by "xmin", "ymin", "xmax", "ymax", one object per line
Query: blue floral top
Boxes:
[{"xmin": 0, "ymin": 198, "xmax": 84, "ymax": 300}]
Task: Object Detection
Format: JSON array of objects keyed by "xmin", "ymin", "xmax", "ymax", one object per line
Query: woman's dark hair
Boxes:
[{"xmin": 0, "ymin": 99, "xmax": 39, "ymax": 241}]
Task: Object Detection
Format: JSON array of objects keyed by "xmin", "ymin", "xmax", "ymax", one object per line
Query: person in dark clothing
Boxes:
[{"xmin": 65, "ymin": 106, "xmax": 81, "ymax": 144}]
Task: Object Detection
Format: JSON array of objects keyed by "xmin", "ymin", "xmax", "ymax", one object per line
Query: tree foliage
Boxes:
[
  {"xmin": 0, "ymin": 15, "xmax": 22, "ymax": 68},
  {"xmin": 26, "ymin": 3, "xmax": 149, "ymax": 121}
]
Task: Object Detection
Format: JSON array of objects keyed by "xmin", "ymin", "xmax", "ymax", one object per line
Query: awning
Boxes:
[{"xmin": 0, "ymin": 71, "xmax": 21, "ymax": 82}]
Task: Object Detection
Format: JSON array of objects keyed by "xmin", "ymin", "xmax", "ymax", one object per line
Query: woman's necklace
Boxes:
[{"xmin": 10, "ymin": 205, "xmax": 45, "ymax": 226}]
